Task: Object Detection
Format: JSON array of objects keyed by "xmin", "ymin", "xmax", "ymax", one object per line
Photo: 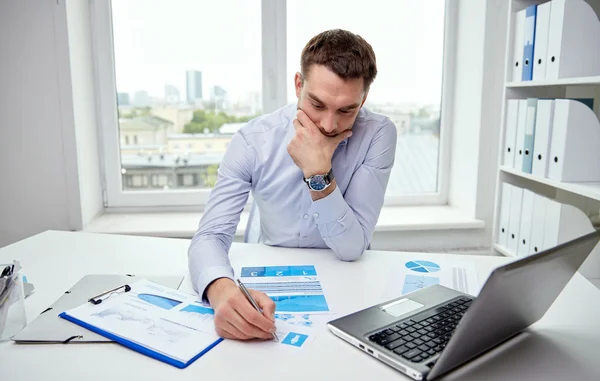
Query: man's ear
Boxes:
[{"xmin": 294, "ymin": 72, "xmax": 303, "ymax": 99}]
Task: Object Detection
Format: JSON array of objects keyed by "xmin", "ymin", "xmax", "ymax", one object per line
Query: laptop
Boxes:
[{"xmin": 327, "ymin": 229, "xmax": 600, "ymax": 380}]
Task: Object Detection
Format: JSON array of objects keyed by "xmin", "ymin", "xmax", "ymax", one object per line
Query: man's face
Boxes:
[{"xmin": 295, "ymin": 64, "xmax": 367, "ymax": 137}]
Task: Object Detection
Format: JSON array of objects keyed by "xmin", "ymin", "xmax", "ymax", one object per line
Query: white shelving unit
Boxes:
[
  {"xmin": 492, "ymin": 0, "xmax": 600, "ymax": 281},
  {"xmin": 506, "ymin": 75, "xmax": 600, "ymax": 88},
  {"xmin": 500, "ymin": 165, "xmax": 600, "ymax": 201}
]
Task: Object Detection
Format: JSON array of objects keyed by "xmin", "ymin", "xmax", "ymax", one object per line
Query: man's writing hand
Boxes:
[{"xmin": 206, "ymin": 278, "xmax": 277, "ymax": 340}]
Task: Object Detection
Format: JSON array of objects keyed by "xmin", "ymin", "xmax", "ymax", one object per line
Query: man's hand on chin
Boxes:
[{"xmin": 287, "ymin": 109, "xmax": 350, "ymax": 200}]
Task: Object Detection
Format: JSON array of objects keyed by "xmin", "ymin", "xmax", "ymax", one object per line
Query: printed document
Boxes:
[
  {"xmin": 61, "ymin": 279, "xmax": 220, "ymax": 365},
  {"xmin": 239, "ymin": 265, "xmax": 331, "ymax": 314},
  {"xmin": 383, "ymin": 258, "xmax": 480, "ymax": 299}
]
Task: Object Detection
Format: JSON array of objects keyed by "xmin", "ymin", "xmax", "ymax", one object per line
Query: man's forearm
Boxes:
[
  {"xmin": 188, "ymin": 237, "xmax": 236, "ymax": 304},
  {"xmin": 307, "ymin": 186, "xmax": 370, "ymax": 261}
]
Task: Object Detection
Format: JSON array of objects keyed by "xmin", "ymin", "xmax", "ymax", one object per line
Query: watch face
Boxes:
[{"xmin": 309, "ymin": 175, "xmax": 327, "ymax": 191}]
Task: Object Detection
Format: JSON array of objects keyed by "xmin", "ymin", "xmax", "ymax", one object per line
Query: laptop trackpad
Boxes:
[{"xmin": 379, "ymin": 298, "xmax": 424, "ymax": 317}]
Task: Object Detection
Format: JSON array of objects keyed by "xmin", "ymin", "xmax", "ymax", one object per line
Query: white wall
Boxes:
[
  {"xmin": 0, "ymin": 0, "xmax": 80, "ymax": 247},
  {"xmin": 0, "ymin": 0, "xmax": 103, "ymax": 248},
  {"xmin": 65, "ymin": 1, "xmax": 103, "ymax": 225},
  {"xmin": 446, "ymin": 0, "xmax": 509, "ymax": 249},
  {"xmin": 448, "ymin": 0, "xmax": 486, "ymax": 216}
]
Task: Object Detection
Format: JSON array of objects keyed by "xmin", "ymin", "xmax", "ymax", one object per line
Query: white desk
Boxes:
[{"xmin": 1, "ymin": 230, "xmax": 599, "ymax": 380}]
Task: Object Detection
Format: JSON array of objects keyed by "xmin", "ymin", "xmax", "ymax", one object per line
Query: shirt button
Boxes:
[
  {"xmin": 303, "ymin": 214, "xmax": 308, "ymax": 219},
  {"xmin": 313, "ymin": 213, "xmax": 319, "ymax": 218}
]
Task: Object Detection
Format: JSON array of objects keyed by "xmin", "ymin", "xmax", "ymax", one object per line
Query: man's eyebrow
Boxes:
[{"xmin": 307, "ymin": 92, "xmax": 360, "ymax": 110}]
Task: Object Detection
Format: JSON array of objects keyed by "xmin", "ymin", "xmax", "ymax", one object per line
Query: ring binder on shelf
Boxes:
[{"xmin": 545, "ymin": 0, "xmax": 600, "ymax": 79}]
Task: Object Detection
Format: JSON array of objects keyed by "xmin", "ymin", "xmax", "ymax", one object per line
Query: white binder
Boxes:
[
  {"xmin": 542, "ymin": 199, "xmax": 599, "ymax": 279},
  {"xmin": 503, "ymin": 100, "xmax": 519, "ymax": 167},
  {"xmin": 532, "ymin": 1, "xmax": 552, "ymax": 81},
  {"xmin": 507, "ymin": 185, "xmax": 523, "ymax": 255},
  {"xmin": 514, "ymin": 99, "xmax": 528, "ymax": 171},
  {"xmin": 497, "ymin": 182, "xmax": 512, "ymax": 248},
  {"xmin": 545, "ymin": 0, "xmax": 600, "ymax": 80},
  {"xmin": 547, "ymin": 99, "xmax": 600, "ymax": 182},
  {"xmin": 531, "ymin": 99, "xmax": 554, "ymax": 177},
  {"xmin": 511, "ymin": 9, "xmax": 526, "ymax": 82},
  {"xmin": 517, "ymin": 189, "xmax": 535, "ymax": 257},
  {"xmin": 528, "ymin": 193, "xmax": 548, "ymax": 256}
]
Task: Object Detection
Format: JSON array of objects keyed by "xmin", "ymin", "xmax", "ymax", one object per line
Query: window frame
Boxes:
[{"xmin": 91, "ymin": 0, "xmax": 455, "ymax": 210}]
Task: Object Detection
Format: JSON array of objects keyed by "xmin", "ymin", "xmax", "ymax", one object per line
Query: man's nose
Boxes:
[{"xmin": 320, "ymin": 112, "xmax": 337, "ymax": 133}]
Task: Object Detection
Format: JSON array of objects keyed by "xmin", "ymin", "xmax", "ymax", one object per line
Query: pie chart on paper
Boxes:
[{"xmin": 405, "ymin": 260, "xmax": 441, "ymax": 273}]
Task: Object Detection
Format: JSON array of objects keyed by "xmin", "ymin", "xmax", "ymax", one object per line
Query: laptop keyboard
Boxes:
[{"xmin": 368, "ymin": 296, "xmax": 473, "ymax": 364}]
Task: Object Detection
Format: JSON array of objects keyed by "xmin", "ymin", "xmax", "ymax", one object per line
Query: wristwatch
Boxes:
[{"xmin": 304, "ymin": 168, "xmax": 335, "ymax": 191}]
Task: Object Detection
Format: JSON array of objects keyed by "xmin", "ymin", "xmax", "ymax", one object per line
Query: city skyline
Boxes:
[{"xmin": 110, "ymin": 0, "xmax": 445, "ymax": 107}]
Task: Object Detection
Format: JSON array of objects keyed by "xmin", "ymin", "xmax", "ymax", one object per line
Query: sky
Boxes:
[{"xmin": 111, "ymin": 0, "xmax": 446, "ymax": 106}]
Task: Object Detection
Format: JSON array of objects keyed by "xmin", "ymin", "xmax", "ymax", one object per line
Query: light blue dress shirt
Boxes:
[{"xmin": 188, "ymin": 103, "xmax": 397, "ymax": 301}]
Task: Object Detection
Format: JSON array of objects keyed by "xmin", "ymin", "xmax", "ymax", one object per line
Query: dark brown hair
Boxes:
[{"xmin": 300, "ymin": 29, "xmax": 377, "ymax": 90}]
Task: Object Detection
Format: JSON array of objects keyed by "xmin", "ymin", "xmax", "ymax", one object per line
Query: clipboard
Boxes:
[
  {"xmin": 58, "ymin": 278, "xmax": 223, "ymax": 368},
  {"xmin": 12, "ymin": 274, "xmax": 184, "ymax": 344}
]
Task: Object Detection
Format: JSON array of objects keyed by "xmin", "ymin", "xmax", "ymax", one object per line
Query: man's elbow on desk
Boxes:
[{"xmin": 331, "ymin": 243, "xmax": 368, "ymax": 262}]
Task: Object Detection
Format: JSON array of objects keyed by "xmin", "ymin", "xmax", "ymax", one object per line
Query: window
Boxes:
[
  {"xmin": 287, "ymin": 0, "xmax": 446, "ymax": 202},
  {"xmin": 93, "ymin": 0, "xmax": 451, "ymax": 208}
]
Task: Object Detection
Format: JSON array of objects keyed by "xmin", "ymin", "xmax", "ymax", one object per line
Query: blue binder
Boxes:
[
  {"xmin": 522, "ymin": 5, "xmax": 537, "ymax": 81},
  {"xmin": 59, "ymin": 311, "xmax": 223, "ymax": 368}
]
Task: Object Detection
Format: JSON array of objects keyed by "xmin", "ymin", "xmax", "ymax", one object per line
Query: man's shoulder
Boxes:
[
  {"xmin": 237, "ymin": 104, "xmax": 294, "ymax": 139},
  {"xmin": 357, "ymin": 106, "xmax": 393, "ymax": 125},
  {"xmin": 356, "ymin": 107, "xmax": 397, "ymax": 138}
]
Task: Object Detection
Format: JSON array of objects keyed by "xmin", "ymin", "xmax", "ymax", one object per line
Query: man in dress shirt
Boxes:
[{"xmin": 188, "ymin": 29, "xmax": 397, "ymax": 340}]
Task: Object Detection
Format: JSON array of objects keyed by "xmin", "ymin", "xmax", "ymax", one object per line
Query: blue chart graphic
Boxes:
[
  {"xmin": 402, "ymin": 275, "xmax": 440, "ymax": 294},
  {"xmin": 405, "ymin": 260, "xmax": 441, "ymax": 273},
  {"xmin": 270, "ymin": 295, "xmax": 329, "ymax": 312},
  {"xmin": 137, "ymin": 294, "xmax": 182, "ymax": 310},
  {"xmin": 282, "ymin": 332, "xmax": 309, "ymax": 347},
  {"xmin": 241, "ymin": 265, "xmax": 317, "ymax": 277},
  {"xmin": 275, "ymin": 314, "xmax": 313, "ymax": 327},
  {"xmin": 180, "ymin": 304, "xmax": 215, "ymax": 315}
]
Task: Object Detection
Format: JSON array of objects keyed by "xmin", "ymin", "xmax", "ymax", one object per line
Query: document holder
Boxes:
[{"xmin": 12, "ymin": 273, "xmax": 184, "ymax": 343}]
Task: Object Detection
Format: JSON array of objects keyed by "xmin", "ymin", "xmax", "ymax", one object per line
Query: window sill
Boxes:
[{"xmin": 83, "ymin": 205, "xmax": 484, "ymax": 239}]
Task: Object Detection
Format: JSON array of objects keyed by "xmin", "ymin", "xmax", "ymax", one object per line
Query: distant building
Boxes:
[
  {"xmin": 186, "ymin": 70, "xmax": 203, "ymax": 105},
  {"xmin": 385, "ymin": 112, "xmax": 411, "ymax": 135},
  {"xmin": 167, "ymin": 133, "xmax": 232, "ymax": 155},
  {"xmin": 117, "ymin": 92, "xmax": 130, "ymax": 106},
  {"xmin": 118, "ymin": 115, "xmax": 173, "ymax": 149},
  {"xmin": 132, "ymin": 91, "xmax": 150, "ymax": 107},
  {"xmin": 164, "ymin": 85, "xmax": 180, "ymax": 104},
  {"xmin": 151, "ymin": 105, "xmax": 193, "ymax": 134},
  {"xmin": 120, "ymin": 152, "xmax": 222, "ymax": 189},
  {"xmin": 210, "ymin": 85, "xmax": 229, "ymax": 111},
  {"xmin": 219, "ymin": 122, "xmax": 245, "ymax": 135}
]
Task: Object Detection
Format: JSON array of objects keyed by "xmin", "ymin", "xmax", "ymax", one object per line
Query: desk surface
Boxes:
[{"xmin": 1, "ymin": 230, "xmax": 599, "ymax": 381}]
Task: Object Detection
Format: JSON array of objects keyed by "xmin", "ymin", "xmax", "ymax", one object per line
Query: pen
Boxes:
[{"xmin": 236, "ymin": 278, "xmax": 279, "ymax": 342}]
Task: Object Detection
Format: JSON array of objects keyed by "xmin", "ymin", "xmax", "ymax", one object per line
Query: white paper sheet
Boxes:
[
  {"xmin": 382, "ymin": 258, "xmax": 481, "ymax": 299},
  {"xmin": 62, "ymin": 279, "xmax": 220, "ymax": 363},
  {"xmin": 239, "ymin": 265, "xmax": 332, "ymax": 314}
]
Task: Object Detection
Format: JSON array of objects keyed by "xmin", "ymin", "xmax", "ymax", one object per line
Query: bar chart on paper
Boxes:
[
  {"xmin": 384, "ymin": 259, "xmax": 480, "ymax": 298},
  {"xmin": 402, "ymin": 275, "xmax": 440, "ymax": 294},
  {"xmin": 239, "ymin": 265, "xmax": 331, "ymax": 313}
]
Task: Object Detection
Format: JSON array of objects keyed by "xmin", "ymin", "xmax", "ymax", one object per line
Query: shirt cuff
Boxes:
[
  {"xmin": 307, "ymin": 185, "xmax": 348, "ymax": 225},
  {"xmin": 195, "ymin": 265, "xmax": 235, "ymax": 305}
]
